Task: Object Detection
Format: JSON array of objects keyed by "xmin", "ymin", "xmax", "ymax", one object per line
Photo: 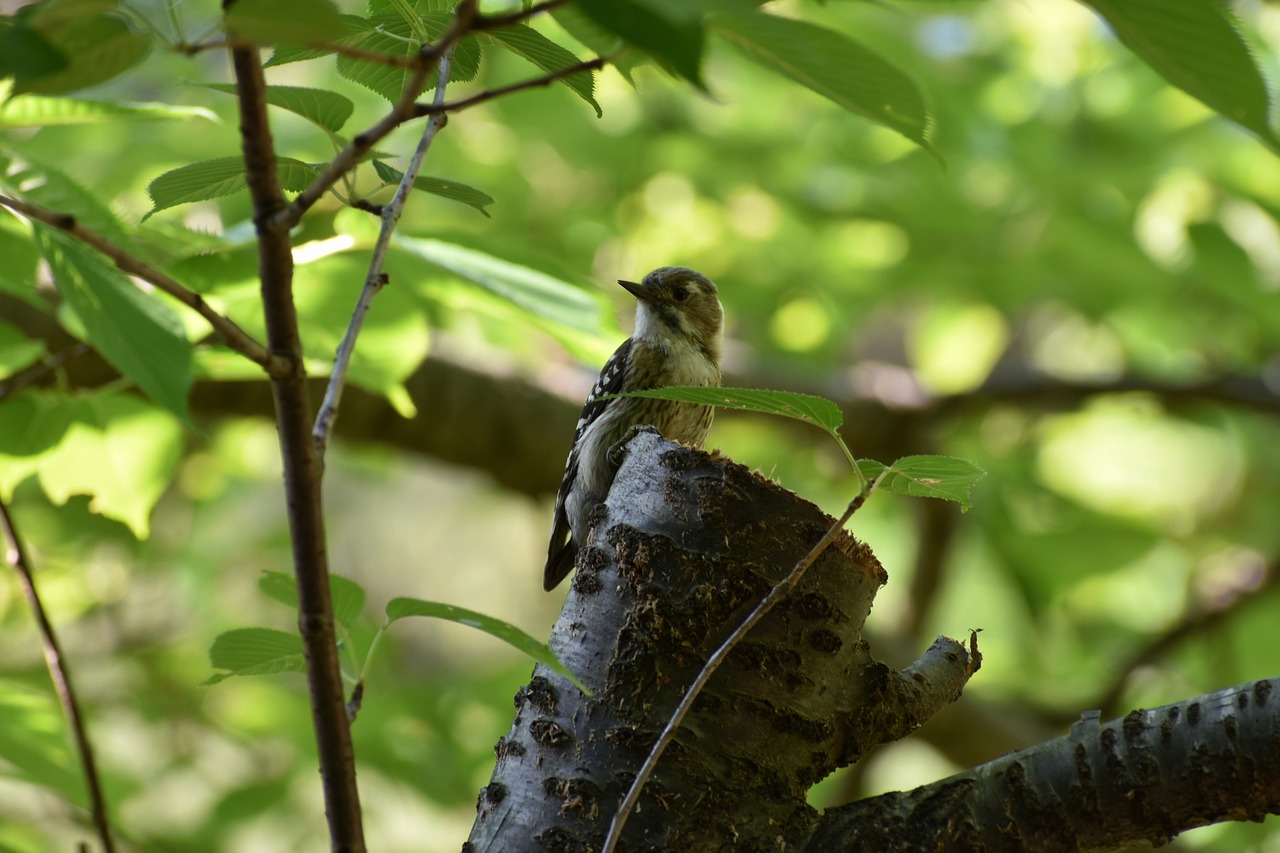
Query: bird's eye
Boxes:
[{"xmin": 672, "ymin": 287, "xmax": 690, "ymax": 302}]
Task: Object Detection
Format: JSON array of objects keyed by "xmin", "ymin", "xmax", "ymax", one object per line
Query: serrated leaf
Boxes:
[
  {"xmin": 0, "ymin": 96, "xmax": 217, "ymax": 129},
  {"xmin": 258, "ymin": 571, "xmax": 367, "ymax": 628},
  {"xmin": 385, "ymin": 598, "xmax": 590, "ymax": 693},
  {"xmin": 201, "ymin": 83, "xmax": 353, "ymax": 133},
  {"xmin": 861, "ymin": 455, "xmax": 986, "ymax": 511},
  {"xmin": 710, "ymin": 11, "xmax": 935, "ymax": 157},
  {"xmin": 144, "ymin": 156, "xmax": 319, "ymax": 218},
  {"xmin": 550, "ymin": 4, "xmax": 639, "ymax": 83},
  {"xmin": 336, "ymin": 13, "xmax": 480, "ymax": 102},
  {"xmin": 616, "ymin": 386, "xmax": 844, "ymax": 432},
  {"xmin": 394, "ymin": 237, "xmax": 600, "ymax": 334},
  {"xmin": 34, "ymin": 228, "xmax": 193, "ymax": 424},
  {"xmin": 9, "ymin": 9, "xmax": 150, "ymax": 96},
  {"xmin": 483, "ymin": 25, "xmax": 601, "ymax": 116},
  {"xmin": 224, "ymin": 0, "xmax": 346, "ymax": 46},
  {"xmin": 0, "ymin": 390, "xmax": 183, "ymax": 537},
  {"xmin": 371, "ymin": 160, "xmax": 493, "ymax": 217},
  {"xmin": 204, "ymin": 628, "xmax": 306, "ymax": 685},
  {"xmin": 1081, "ymin": 0, "xmax": 1280, "ymax": 152},
  {"xmin": 574, "ymin": 0, "xmax": 704, "ymax": 86}
]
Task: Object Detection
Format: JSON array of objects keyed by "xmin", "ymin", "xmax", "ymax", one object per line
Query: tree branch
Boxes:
[
  {"xmin": 0, "ymin": 498, "xmax": 116, "ymax": 853},
  {"xmin": 805, "ymin": 678, "xmax": 1280, "ymax": 851},
  {"xmin": 313, "ymin": 45, "xmax": 456, "ymax": 456},
  {"xmin": 270, "ymin": 1, "xmax": 478, "ymax": 230},
  {"xmin": 228, "ymin": 41, "xmax": 365, "ymax": 852},
  {"xmin": 415, "ymin": 56, "xmax": 608, "ymax": 117},
  {"xmin": 0, "ymin": 193, "xmax": 287, "ymax": 377}
]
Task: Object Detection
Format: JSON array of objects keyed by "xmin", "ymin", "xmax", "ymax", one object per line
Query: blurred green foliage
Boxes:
[{"xmin": 1, "ymin": 0, "xmax": 1279, "ymax": 849}]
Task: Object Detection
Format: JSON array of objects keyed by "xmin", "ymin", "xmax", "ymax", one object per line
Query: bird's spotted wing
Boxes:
[{"xmin": 544, "ymin": 337, "xmax": 634, "ymax": 590}]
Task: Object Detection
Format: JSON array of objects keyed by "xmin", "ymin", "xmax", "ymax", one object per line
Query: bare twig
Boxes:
[
  {"xmin": 0, "ymin": 499, "xmax": 116, "ymax": 853},
  {"xmin": 471, "ymin": 0, "xmax": 566, "ymax": 31},
  {"xmin": 313, "ymin": 46, "xmax": 457, "ymax": 456},
  {"xmin": 0, "ymin": 193, "xmax": 287, "ymax": 377},
  {"xmin": 271, "ymin": 1, "xmax": 479, "ymax": 230},
  {"xmin": 601, "ymin": 473, "xmax": 888, "ymax": 853},
  {"xmin": 415, "ymin": 55, "xmax": 608, "ymax": 117},
  {"xmin": 229, "ymin": 40, "xmax": 366, "ymax": 851}
]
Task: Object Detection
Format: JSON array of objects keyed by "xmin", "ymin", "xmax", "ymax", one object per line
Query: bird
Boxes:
[{"xmin": 543, "ymin": 266, "xmax": 725, "ymax": 591}]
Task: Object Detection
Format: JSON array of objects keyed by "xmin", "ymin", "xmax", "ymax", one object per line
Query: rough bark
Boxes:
[
  {"xmin": 807, "ymin": 678, "xmax": 1280, "ymax": 852},
  {"xmin": 466, "ymin": 430, "xmax": 977, "ymax": 852}
]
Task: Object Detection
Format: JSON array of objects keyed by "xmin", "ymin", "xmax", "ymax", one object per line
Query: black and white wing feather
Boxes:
[{"xmin": 543, "ymin": 337, "xmax": 634, "ymax": 590}]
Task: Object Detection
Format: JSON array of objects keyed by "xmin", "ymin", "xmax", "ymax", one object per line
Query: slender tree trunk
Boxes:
[{"xmin": 467, "ymin": 429, "xmax": 977, "ymax": 851}]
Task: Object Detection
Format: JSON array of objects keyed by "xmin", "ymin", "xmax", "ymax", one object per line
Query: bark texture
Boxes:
[{"xmin": 466, "ymin": 430, "xmax": 977, "ymax": 852}]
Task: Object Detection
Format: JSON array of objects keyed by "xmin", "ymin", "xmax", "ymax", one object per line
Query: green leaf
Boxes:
[
  {"xmin": 371, "ymin": 160, "xmax": 493, "ymax": 217},
  {"xmin": 385, "ymin": 598, "xmax": 590, "ymax": 694},
  {"xmin": 200, "ymin": 83, "xmax": 353, "ymax": 133},
  {"xmin": 204, "ymin": 628, "xmax": 306, "ymax": 685},
  {"xmin": 0, "ymin": 25, "xmax": 68, "ymax": 85},
  {"xmin": 860, "ymin": 455, "xmax": 986, "ymax": 511},
  {"xmin": 0, "ymin": 681, "xmax": 85, "ymax": 807},
  {"xmin": 34, "ymin": 229, "xmax": 194, "ymax": 424},
  {"xmin": 0, "ymin": 96, "xmax": 217, "ymax": 129},
  {"xmin": 336, "ymin": 13, "xmax": 480, "ymax": 103},
  {"xmin": 709, "ymin": 11, "xmax": 935, "ymax": 156},
  {"xmin": 144, "ymin": 156, "xmax": 319, "ymax": 218},
  {"xmin": 573, "ymin": 0, "xmax": 704, "ymax": 86},
  {"xmin": 224, "ymin": 0, "xmax": 347, "ymax": 46},
  {"xmin": 483, "ymin": 25, "xmax": 601, "ymax": 116},
  {"xmin": 614, "ymin": 386, "xmax": 844, "ymax": 432},
  {"xmin": 9, "ymin": 7, "xmax": 150, "ymax": 96},
  {"xmin": 0, "ymin": 320, "xmax": 45, "ymax": 376},
  {"xmin": 0, "ymin": 216, "xmax": 44, "ymax": 307},
  {"xmin": 258, "ymin": 571, "xmax": 368, "ymax": 628},
  {"xmin": 0, "ymin": 390, "xmax": 184, "ymax": 537},
  {"xmin": 1080, "ymin": 0, "xmax": 1280, "ymax": 152},
  {"xmin": 394, "ymin": 237, "xmax": 601, "ymax": 334},
  {"xmin": 3, "ymin": 145, "xmax": 132, "ymax": 247}
]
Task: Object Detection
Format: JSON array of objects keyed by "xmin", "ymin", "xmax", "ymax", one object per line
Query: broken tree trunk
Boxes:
[{"xmin": 466, "ymin": 429, "xmax": 978, "ymax": 852}]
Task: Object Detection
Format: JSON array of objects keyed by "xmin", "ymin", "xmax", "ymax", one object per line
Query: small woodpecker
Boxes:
[{"xmin": 544, "ymin": 266, "xmax": 725, "ymax": 591}]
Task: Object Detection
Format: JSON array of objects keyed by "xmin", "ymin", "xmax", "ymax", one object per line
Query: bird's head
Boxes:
[{"xmin": 619, "ymin": 266, "xmax": 724, "ymax": 363}]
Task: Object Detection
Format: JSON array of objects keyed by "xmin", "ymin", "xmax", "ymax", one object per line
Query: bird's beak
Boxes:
[{"xmin": 617, "ymin": 279, "xmax": 648, "ymax": 301}]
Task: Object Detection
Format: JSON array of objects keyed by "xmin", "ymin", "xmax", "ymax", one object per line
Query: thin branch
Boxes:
[
  {"xmin": 415, "ymin": 55, "xmax": 608, "ymax": 116},
  {"xmin": 313, "ymin": 46, "xmax": 457, "ymax": 456},
  {"xmin": 229, "ymin": 39, "xmax": 366, "ymax": 852},
  {"xmin": 470, "ymin": 0, "xmax": 566, "ymax": 31},
  {"xmin": 601, "ymin": 473, "xmax": 887, "ymax": 853},
  {"xmin": 0, "ymin": 499, "xmax": 116, "ymax": 853},
  {"xmin": 271, "ymin": 1, "xmax": 479, "ymax": 230},
  {"xmin": 0, "ymin": 193, "xmax": 288, "ymax": 378}
]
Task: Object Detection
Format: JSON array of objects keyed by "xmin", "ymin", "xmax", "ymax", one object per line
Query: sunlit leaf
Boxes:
[
  {"xmin": 34, "ymin": 228, "xmax": 193, "ymax": 424},
  {"xmin": 0, "ymin": 682, "xmax": 84, "ymax": 807},
  {"xmin": 859, "ymin": 455, "xmax": 986, "ymax": 511},
  {"xmin": 615, "ymin": 386, "xmax": 845, "ymax": 432},
  {"xmin": 335, "ymin": 13, "xmax": 480, "ymax": 102},
  {"xmin": 144, "ymin": 157, "xmax": 320, "ymax": 218},
  {"xmin": 8, "ymin": 6, "xmax": 149, "ymax": 96},
  {"xmin": 483, "ymin": 25, "xmax": 601, "ymax": 116},
  {"xmin": 204, "ymin": 628, "xmax": 306, "ymax": 685},
  {"xmin": 0, "ymin": 96, "xmax": 217, "ymax": 129},
  {"xmin": 0, "ymin": 320, "xmax": 45, "ymax": 375},
  {"xmin": 201, "ymin": 83, "xmax": 353, "ymax": 133},
  {"xmin": 394, "ymin": 237, "xmax": 601, "ymax": 334},
  {"xmin": 385, "ymin": 597, "xmax": 590, "ymax": 694},
  {"xmin": 371, "ymin": 160, "xmax": 493, "ymax": 217},
  {"xmin": 710, "ymin": 11, "xmax": 935, "ymax": 156},
  {"xmin": 1081, "ymin": 0, "xmax": 1280, "ymax": 152},
  {"xmin": 258, "ymin": 571, "xmax": 368, "ymax": 628},
  {"xmin": 0, "ymin": 390, "xmax": 184, "ymax": 537}
]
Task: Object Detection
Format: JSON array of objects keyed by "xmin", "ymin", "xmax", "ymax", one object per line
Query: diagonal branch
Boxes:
[
  {"xmin": 270, "ymin": 2, "xmax": 479, "ymax": 230},
  {"xmin": 313, "ymin": 44, "xmax": 457, "ymax": 455},
  {"xmin": 415, "ymin": 56, "xmax": 608, "ymax": 117},
  {"xmin": 0, "ymin": 498, "xmax": 116, "ymax": 853},
  {"xmin": 0, "ymin": 193, "xmax": 287, "ymax": 377}
]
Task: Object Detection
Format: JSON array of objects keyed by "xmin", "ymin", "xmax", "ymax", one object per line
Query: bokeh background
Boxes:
[{"xmin": 2, "ymin": 0, "xmax": 1280, "ymax": 850}]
